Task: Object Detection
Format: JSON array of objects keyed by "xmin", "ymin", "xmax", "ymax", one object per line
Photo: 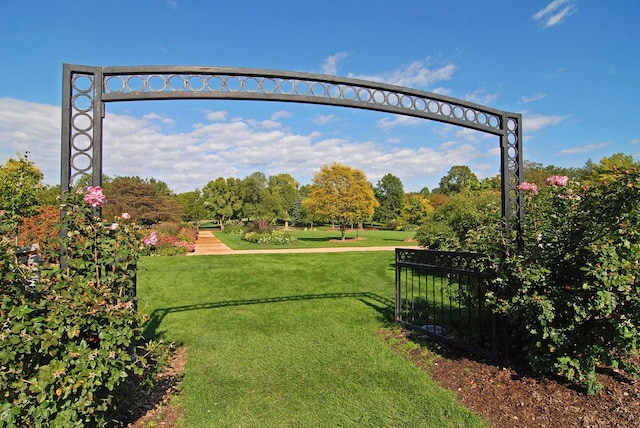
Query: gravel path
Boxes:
[{"xmin": 188, "ymin": 230, "xmax": 418, "ymax": 255}]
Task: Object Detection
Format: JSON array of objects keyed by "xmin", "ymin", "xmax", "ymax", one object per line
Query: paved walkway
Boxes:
[{"xmin": 189, "ymin": 230, "xmax": 418, "ymax": 256}]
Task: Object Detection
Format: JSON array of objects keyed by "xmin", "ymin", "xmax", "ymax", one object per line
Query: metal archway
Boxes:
[{"xmin": 61, "ymin": 64, "xmax": 524, "ymax": 240}]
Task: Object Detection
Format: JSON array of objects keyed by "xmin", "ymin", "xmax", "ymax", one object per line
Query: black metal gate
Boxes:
[{"xmin": 395, "ymin": 248, "xmax": 507, "ymax": 361}]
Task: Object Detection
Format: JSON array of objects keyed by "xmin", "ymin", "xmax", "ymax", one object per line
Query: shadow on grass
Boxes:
[
  {"xmin": 143, "ymin": 291, "xmax": 395, "ymax": 340},
  {"xmin": 295, "ymin": 236, "xmax": 342, "ymax": 243}
]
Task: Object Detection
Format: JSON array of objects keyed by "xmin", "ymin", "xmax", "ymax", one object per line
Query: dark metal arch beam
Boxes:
[
  {"xmin": 61, "ymin": 64, "xmax": 523, "ymax": 240},
  {"xmin": 100, "ymin": 65, "xmax": 508, "ymax": 137}
]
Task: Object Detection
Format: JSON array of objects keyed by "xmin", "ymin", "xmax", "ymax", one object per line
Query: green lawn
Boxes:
[
  {"xmin": 137, "ymin": 252, "xmax": 486, "ymax": 427},
  {"xmin": 213, "ymin": 228, "xmax": 418, "ymax": 250}
]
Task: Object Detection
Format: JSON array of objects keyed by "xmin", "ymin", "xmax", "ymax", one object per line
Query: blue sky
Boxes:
[{"xmin": 1, "ymin": 0, "xmax": 638, "ymax": 192}]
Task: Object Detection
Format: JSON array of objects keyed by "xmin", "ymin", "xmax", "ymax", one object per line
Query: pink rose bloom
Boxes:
[
  {"xmin": 109, "ymin": 223, "xmax": 119, "ymax": 231},
  {"xmin": 516, "ymin": 182, "xmax": 539, "ymax": 195},
  {"xmin": 545, "ymin": 175, "xmax": 569, "ymax": 187},
  {"xmin": 121, "ymin": 212, "xmax": 131, "ymax": 219},
  {"xmin": 143, "ymin": 231, "xmax": 158, "ymax": 246},
  {"xmin": 84, "ymin": 186, "xmax": 107, "ymax": 208}
]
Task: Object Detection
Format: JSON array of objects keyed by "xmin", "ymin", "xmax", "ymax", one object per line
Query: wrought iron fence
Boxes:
[{"xmin": 395, "ymin": 248, "xmax": 507, "ymax": 361}]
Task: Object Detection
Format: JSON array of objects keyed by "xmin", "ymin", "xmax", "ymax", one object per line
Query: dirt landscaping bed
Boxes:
[{"xmin": 381, "ymin": 329, "xmax": 640, "ymax": 428}]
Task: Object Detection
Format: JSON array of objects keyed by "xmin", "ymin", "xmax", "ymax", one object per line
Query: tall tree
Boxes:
[
  {"xmin": 436, "ymin": 165, "xmax": 479, "ymax": 195},
  {"xmin": 0, "ymin": 153, "xmax": 43, "ymax": 222},
  {"xmin": 241, "ymin": 172, "xmax": 277, "ymax": 221},
  {"xmin": 268, "ymin": 173, "xmax": 299, "ymax": 228},
  {"xmin": 290, "ymin": 184, "xmax": 312, "ymax": 227},
  {"xmin": 523, "ymin": 160, "xmax": 582, "ymax": 188},
  {"xmin": 585, "ymin": 153, "xmax": 639, "ymax": 183},
  {"xmin": 102, "ymin": 176, "xmax": 182, "ymax": 225},
  {"xmin": 201, "ymin": 177, "xmax": 243, "ymax": 229},
  {"xmin": 36, "ymin": 184, "xmax": 61, "ymax": 207},
  {"xmin": 401, "ymin": 193, "xmax": 433, "ymax": 225},
  {"xmin": 303, "ymin": 163, "xmax": 379, "ymax": 240},
  {"xmin": 373, "ymin": 173, "xmax": 404, "ymax": 224},
  {"xmin": 176, "ymin": 189, "xmax": 206, "ymax": 225}
]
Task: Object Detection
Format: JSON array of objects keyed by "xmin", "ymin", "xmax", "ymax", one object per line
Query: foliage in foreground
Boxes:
[
  {"xmin": 490, "ymin": 169, "xmax": 640, "ymax": 394},
  {"xmin": 413, "ymin": 157, "xmax": 640, "ymax": 394},
  {"xmin": 1, "ymin": 188, "xmax": 163, "ymax": 427}
]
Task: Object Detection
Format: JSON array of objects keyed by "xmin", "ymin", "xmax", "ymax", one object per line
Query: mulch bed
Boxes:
[{"xmin": 379, "ymin": 329, "xmax": 640, "ymax": 428}]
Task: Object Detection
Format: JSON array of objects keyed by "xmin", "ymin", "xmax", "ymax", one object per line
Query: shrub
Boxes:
[
  {"xmin": 154, "ymin": 235, "xmax": 194, "ymax": 255},
  {"xmin": 156, "ymin": 245, "xmax": 189, "ymax": 256},
  {"xmin": 414, "ymin": 221, "xmax": 460, "ymax": 250},
  {"xmin": 242, "ymin": 231, "xmax": 297, "ymax": 245},
  {"xmin": 384, "ymin": 220, "xmax": 399, "ymax": 231},
  {"xmin": 222, "ymin": 224, "xmax": 245, "ymax": 235},
  {"xmin": 143, "ymin": 223, "xmax": 197, "ymax": 256},
  {"xmin": 246, "ymin": 219, "xmax": 272, "ymax": 234},
  {"xmin": 155, "ymin": 222, "xmax": 180, "ymax": 237},
  {"xmin": 415, "ymin": 190, "xmax": 501, "ymax": 251},
  {"xmin": 1, "ymin": 188, "xmax": 163, "ymax": 426},
  {"xmin": 487, "ymin": 169, "xmax": 640, "ymax": 394},
  {"xmin": 17, "ymin": 206, "xmax": 60, "ymax": 264}
]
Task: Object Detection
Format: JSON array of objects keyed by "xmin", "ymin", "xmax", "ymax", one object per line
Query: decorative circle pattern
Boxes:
[
  {"xmin": 69, "ymin": 73, "xmax": 95, "ymax": 185},
  {"xmin": 504, "ymin": 115, "xmax": 523, "ymax": 236},
  {"xmin": 102, "ymin": 73, "xmax": 503, "ymax": 133}
]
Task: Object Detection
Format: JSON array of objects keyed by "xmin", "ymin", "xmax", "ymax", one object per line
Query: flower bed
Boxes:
[{"xmin": 143, "ymin": 223, "xmax": 197, "ymax": 256}]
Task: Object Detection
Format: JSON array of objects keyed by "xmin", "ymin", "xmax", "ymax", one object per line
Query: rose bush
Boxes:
[
  {"xmin": 142, "ymin": 223, "xmax": 197, "ymax": 256},
  {"xmin": 1, "ymin": 187, "xmax": 164, "ymax": 426},
  {"xmin": 488, "ymin": 168, "xmax": 640, "ymax": 393}
]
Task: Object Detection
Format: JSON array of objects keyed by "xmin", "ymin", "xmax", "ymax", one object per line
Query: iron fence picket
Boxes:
[{"xmin": 395, "ymin": 248, "xmax": 506, "ymax": 361}]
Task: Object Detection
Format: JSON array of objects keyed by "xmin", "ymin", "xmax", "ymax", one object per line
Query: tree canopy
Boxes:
[
  {"xmin": 0, "ymin": 153, "xmax": 44, "ymax": 222},
  {"xmin": 373, "ymin": 173, "xmax": 404, "ymax": 225},
  {"xmin": 201, "ymin": 177, "xmax": 244, "ymax": 229},
  {"xmin": 102, "ymin": 176, "xmax": 183, "ymax": 226},
  {"xmin": 436, "ymin": 165, "xmax": 479, "ymax": 195},
  {"xmin": 303, "ymin": 163, "xmax": 379, "ymax": 240}
]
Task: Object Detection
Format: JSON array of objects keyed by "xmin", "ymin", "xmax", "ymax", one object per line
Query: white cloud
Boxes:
[
  {"xmin": 533, "ymin": 0, "xmax": 577, "ymax": 28},
  {"xmin": 322, "ymin": 52, "xmax": 348, "ymax": 75},
  {"xmin": 204, "ymin": 110, "xmax": 228, "ymax": 122},
  {"xmin": 431, "ymin": 87, "xmax": 452, "ymax": 96},
  {"xmin": 1, "ymin": 97, "xmax": 495, "ymax": 192},
  {"xmin": 143, "ymin": 112, "xmax": 176, "ymax": 126},
  {"xmin": 520, "ymin": 93, "xmax": 547, "ymax": 104},
  {"xmin": 455, "ymin": 128, "xmax": 491, "ymax": 143},
  {"xmin": 558, "ymin": 142, "xmax": 611, "ymax": 155},
  {"xmin": 313, "ymin": 114, "xmax": 337, "ymax": 125},
  {"xmin": 257, "ymin": 120, "xmax": 282, "ymax": 130},
  {"xmin": 0, "ymin": 98, "xmax": 61, "ymax": 185},
  {"xmin": 376, "ymin": 115, "xmax": 423, "ymax": 131},
  {"xmin": 351, "ymin": 59, "xmax": 456, "ymax": 88},
  {"xmin": 630, "ymin": 139, "xmax": 640, "ymax": 145},
  {"xmin": 464, "ymin": 88, "xmax": 498, "ymax": 106},
  {"xmin": 544, "ymin": 67, "xmax": 568, "ymax": 80},
  {"xmin": 271, "ymin": 110, "xmax": 292, "ymax": 121},
  {"xmin": 431, "ymin": 124, "xmax": 456, "ymax": 138},
  {"xmin": 522, "ymin": 113, "xmax": 571, "ymax": 133}
]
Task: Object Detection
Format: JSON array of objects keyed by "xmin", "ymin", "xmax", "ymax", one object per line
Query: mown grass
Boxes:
[
  {"xmin": 214, "ymin": 228, "xmax": 417, "ymax": 250},
  {"xmin": 137, "ymin": 252, "xmax": 486, "ymax": 427}
]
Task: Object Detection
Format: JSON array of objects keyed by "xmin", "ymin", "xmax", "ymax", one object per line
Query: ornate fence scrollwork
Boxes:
[{"xmin": 61, "ymin": 64, "xmax": 523, "ymax": 240}]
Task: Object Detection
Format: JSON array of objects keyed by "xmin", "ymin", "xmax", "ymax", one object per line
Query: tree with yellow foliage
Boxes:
[{"xmin": 303, "ymin": 163, "xmax": 379, "ymax": 240}]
